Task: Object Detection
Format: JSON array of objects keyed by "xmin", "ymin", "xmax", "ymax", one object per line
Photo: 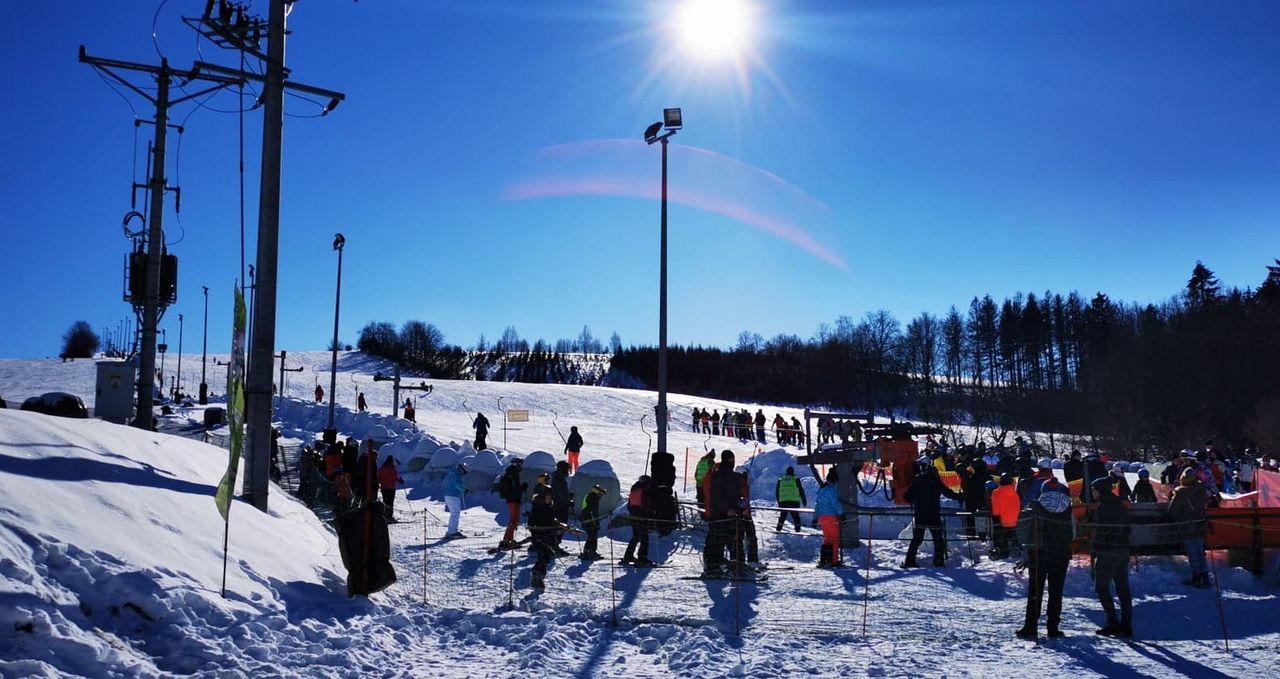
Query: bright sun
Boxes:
[{"xmin": 675, "ymin": 0, "xmax": 754, "ymax": 60}]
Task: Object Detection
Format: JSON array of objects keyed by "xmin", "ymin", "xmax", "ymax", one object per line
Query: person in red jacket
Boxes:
[
  {"xmin": 378, "ymin": 456, "xmax": 404, "ymax": 522},
  {"xmin": 989, "ymin": 473, "xmax": 1020, "ymax": 559}
]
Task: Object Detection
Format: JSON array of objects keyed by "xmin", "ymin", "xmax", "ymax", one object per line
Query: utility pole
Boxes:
[
  {"xmin": 184, "ymin": 0, "xmax": 344, "ymax": 511},
  {"xmin": 81, "ymin": 49, "xmax": 242, "ymax": 430}
]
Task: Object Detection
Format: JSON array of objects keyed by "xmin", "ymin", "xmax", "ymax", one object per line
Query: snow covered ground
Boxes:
[{"xmin": 1, "ymin": 352, "xmax": 1278, "ymax": 678}]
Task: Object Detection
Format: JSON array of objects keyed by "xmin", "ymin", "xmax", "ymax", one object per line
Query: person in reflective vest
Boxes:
[
  {"xmin": 775, "ymin": 466, "xmax": 807, "ymax": 532},
  {"xmin": 695, "ymin": 450, "xmax": 716, "ymax": 505}
]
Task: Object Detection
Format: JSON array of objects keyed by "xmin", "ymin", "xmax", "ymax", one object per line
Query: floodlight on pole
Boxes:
[{"xmin": 643, "ymin": 107, "xmax": 680, "ymax": 466}]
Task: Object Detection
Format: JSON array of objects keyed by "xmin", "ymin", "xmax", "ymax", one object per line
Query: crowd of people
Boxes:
[
  {"xmin": 690, "ymin": 407, "xmax": 806, "ymax": 446},
  {"xmin": 296, "ymin": 435, "xmax": 404, "ymax": 521}
]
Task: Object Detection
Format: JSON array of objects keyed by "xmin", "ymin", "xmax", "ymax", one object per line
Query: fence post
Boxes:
[
  {"xmin": 609, "ymin": 520, "xmax": 617, "ymax": 627},
  {"xmin": 862, "ymin": 514, "xmax": 873, "ymax": 636},
  {"xmin": 422, "ymin": 510, "xmax": 428, "ymax": 607}
]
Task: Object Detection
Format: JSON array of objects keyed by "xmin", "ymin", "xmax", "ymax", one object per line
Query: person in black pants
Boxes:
[
  {"xmin": 1090, "ymin": 477, "xmax": 1133, "ymax": 637},
  {"xmin": 903, "ymin": 464, "xmax": 962, "ymax": 567},
  {"xmin": 622, "ymin": 476, "xmax": 656, "ymax": 566},
  {"xmin": 774, "ymin": 466, "xmax": 807, "ymax": 532},
  {"xmin": 528, "ymin": 489, "xmax": 565, "ymax": 591},
  {"xmin": 1016, "ymin": 477, "xmax": 1075, "ymax": 640}
]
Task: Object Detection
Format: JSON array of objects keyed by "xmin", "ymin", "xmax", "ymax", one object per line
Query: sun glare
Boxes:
[{"xmin": 676, "ymin": 0, "xmax": 754, "ymax": 60}]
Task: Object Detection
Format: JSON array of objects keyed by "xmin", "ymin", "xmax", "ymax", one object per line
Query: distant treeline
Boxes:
[
  {"xmin": 355, "ymin": 321, "xmax": 612, "ymax": 385},
  {"xmin": 611, "ymin": 261, "xmax": 1280, "ymax": 453},
  {"xmin": 352, "ymin": 260, "xmax": 1280, "ymax": 454}
]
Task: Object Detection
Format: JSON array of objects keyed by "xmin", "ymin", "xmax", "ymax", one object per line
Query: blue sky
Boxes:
[{"xmin": 2, "ymin": 1, "xmax": 1277, "ymax": 359}]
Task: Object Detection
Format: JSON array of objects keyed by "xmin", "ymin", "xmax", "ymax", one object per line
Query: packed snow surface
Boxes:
[{"xmin": 1, "ymin": 353, "xmax": 1278, "ymax": 678}]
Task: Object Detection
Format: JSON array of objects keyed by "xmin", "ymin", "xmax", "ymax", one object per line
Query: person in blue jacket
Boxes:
[
  {"xmin": 444, "ymin": 462, "xmax": 468, "ymax": 538},
  {"xmin": 814, "ymin": 469, "xmax": 843, "ymax": 567}
]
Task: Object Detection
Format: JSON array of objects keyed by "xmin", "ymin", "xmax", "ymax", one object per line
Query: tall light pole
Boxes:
[
  {"xmin": 644, "ymin": 107, "xmax": 682, "ymax": 462},
  {"xmin": 176, "ymin": 313, "xmax": 184, "ymax": 400},
  {"xmin": 200, "ymin": 286, "xmax": 209, "ymax": 404},
  {"xmin": 325, "ymin": 233, "xmax": 346, "ymax": 441}
]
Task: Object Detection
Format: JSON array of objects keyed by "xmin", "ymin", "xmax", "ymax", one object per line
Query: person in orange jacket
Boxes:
[
  {"xmin": 378, "ymin": 456, "xmax": 404, "ymax": 522},
  {"xmin": 990, "ymin": 473, "xmax": 1020, "ymax": 559}
]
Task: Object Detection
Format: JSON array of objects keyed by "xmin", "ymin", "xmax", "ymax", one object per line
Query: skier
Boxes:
[
  {"xmin": 528, "ymin": 488, "xmax": 566, "ymax": 591},
  {"xmin": 1090, "ymin": 476, "xmax": 1133, "ymax": 637},
  {"xmin": 775, "ymin": 466, "xmax": 807, "ymax": 532},
  {"xmin": 1132, "ymin": 468, "xmax": 1157, "ymax": 503},
  {"xmin": 1015, "ymin": 476, "xmax": 1074, "ymax": 641},
  {"xmin": 551, "ymin": 461, "xmax": 573, "ymax": 556},
  {"xmin": 472, "ymin": 412, "xmax": 490, "ymax": 450},
  {"xmin": 1167, "ymin": 466, "xmax": 1210, "ymax": 588},
  {"xmin": 314, "ymin": 384, "xmax": 324, "ymax": 403},
  {"xmin": 357, "ymin": 391, "xmax": 367, "ymax": 413},
  {"xmin": 703, "ymin": 450, "xmax": 743, "ymax": 576},
  {"xmin": 903, "ymin": 463, "xmax": 962, "ymax": 568},
  {"xmin": 621, "ymin": 476, "xmax": 657, "ymax": 567},
  {"xmin": 443, "ymin": 462, "xmax": 468, "ymax": 538},
  {"xmin": 989, "ymin": 473, "xmax": 1020, "ymax": 559},
  {"xmin": 564, "ymin": 426, "xmax": 584, "ymax": 473},
  {"xmin": 815, "ymin": 468, "xmax": 843, "ymax": 567},
  {"xmin": 403, "ymin": 398, "xmax": 416, "ymax": 423},
  {"xmin": 579, "ymin": 484, "xmax": 606, "ymax": 560},
  {"xmin": 496, "ymin": 459, "xmax": 527, "ymax": 550},
  {"xmin": 694, "ymin": 449, "xmax": 716, "ymax": 505},
  {"xmin": 378, "ymin": 456, "xmax": 404, "ymax": 522}
]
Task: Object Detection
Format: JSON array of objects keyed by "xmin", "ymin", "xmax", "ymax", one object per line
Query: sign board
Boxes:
[{"xmin": 507, "ymin": 409, "xmax": 530, "ymax": 423}]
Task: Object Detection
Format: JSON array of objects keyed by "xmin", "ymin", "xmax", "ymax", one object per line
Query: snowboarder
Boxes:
[
  {"xmin": 564, "ymin": 426, "xmax": 584, "ymax": 473},
  {"xmin": 1167, "ymin": 466, "xmax": 1210, "ymax": 588},
  {"xmin": 551, "ymin": 461, "xmax": 573, "ymax": 556},
  {"xmin": 621, "ymin": 476, "xmax": 657, "ymax": 567},
  {"xmin": 1015, "ymin": 476, "xmax": 1074, "ymax": 641},
  {"xmin": 314, "ymin": 384, "xmax": 324, "ymax": 403},
  {"xmin": 579, "ymin": 484, "xmax": 606, "ymax": 560},
  {"xmin": 378, "ymin": 456, "xmax": 404, "ymax": 522},
  {"xmin": 444, "ymin": 462, "xmax": 467, "ymax": 538},
  {"xmin": 473, "ymin": 412, "xmax": 490, "ymax": 450},
  {"xmin": 815, "ymin": 468, "xmax": 842, "ymax": 567},
  {"xmin": 357, "ymin": 391, "xmax": 367, "ymax": 413},
  {"xmin": 528, "ymin": 488, "xmax": 566, "ymax": 591},
  {"xmin": 403, "ymin": 398, "xmax": 416, "ymax": 423},
  {"xmin": 1090, "ymin": 476, "xmax": 1133, "ymax": 637},
  {"xmin": 497, "ymin": 459, "xmax": 527, "ymax": 550},
  {"xmin": 904, "ymin": 463, "xmax": 962, "ymax": 568},
  {"xmin": 775, "ymin": 466, "xmax": 807, "ymax": 532}
]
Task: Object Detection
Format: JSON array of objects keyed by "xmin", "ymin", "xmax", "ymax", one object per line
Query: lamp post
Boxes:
[
  {"xmin": 176, "ymin": 313, "xmax": 184, "ymax": 400},
  {"xmin": 644, "ymin": 107, "xmax": 682, "ymax": 462},
  {"xmin": 325, "ymin": 233, "xmax": 346, "ymax": 441},
  {"xmin": 200, "ymin": 286, "xmax": 209, "ymax": 404}
]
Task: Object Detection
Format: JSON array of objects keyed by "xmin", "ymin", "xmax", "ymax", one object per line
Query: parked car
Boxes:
[{"xmin": 20, "ymin": 392, "xmax": 88, "ymax": 418}]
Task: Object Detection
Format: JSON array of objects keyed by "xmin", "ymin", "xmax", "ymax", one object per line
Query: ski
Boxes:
[
  {"xmin": 617, "ymin": 563, "xmax": 677, "ymax": 569},
  {"xmin": 487, "ymin": 537, "xmax": 532, "ymax": 554},
  {"xmin": 679, "ymin": 574, "xmax": 770, "ymax": 584}
]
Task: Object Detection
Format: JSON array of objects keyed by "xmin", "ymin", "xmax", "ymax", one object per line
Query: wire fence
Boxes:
[{"xmin": 178, "ymin": 422, "xmax": 1279, "ymax": 643}]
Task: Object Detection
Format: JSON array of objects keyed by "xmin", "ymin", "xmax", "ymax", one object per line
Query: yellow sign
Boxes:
[{"xmin": 507, "ymin": 409, "xmax": 530, "ymax": 423}]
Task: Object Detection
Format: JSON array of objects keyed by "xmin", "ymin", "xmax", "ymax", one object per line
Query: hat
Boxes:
[
  {"xmin": 721, "ymin": 450, "xmax": 735, "ymax": 462},
  {"xmin": 1137, "ymin": 468, "xmax": 1150, "ymax": 478},
  {"xmin": 1000, "ymin": 472, "xmax": 1013, "ymax": 485},
  {"xmin": 1037, "ymin": 458, "xmax": 1052, "ymax": 470},
  {"xmin": 1110, "ymin": 466, "xmax": 1125, "ymax": 478},
  {"xmin": 556, "ymin": 461, "xmax": 570, "ymax": 471},
  {"xmin": 1092, "ymin": 476, "xmax": 1113, "ymax": 492},
  {"xmin": 536, "ymin": 472, "xmax": 549, "ymax": 482},
  {"xmin": 785, "ymin": 466, "xmax": 795, "ymax": 475},
  {"xmin": 511, "ymin": 456, "xmax": 524, "ymax": 465}
]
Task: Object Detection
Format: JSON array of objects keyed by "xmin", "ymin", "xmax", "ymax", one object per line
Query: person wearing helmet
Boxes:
[
  {"xmin": 1109, "ymin": 466, "xmax": 1133, "ymax": 502},
  {"xmin": 1167, "ymin": 466, "xmax": 1210, "ymax": 588},
  {"xmin": 1132, "ymin": 468, "xmax": 1157, "ymax": 503},
  {"xmin": 622, "ymin": 475, "xmax": 656, "ymax": 567},
  {"xmin": 1089, "ymin": 476, "xmax": 1133, "ymax": 638},
  {"xmin": 528, "ymin": 488, "xmax": 567, "ymax": 591},
  {"xmin": 903, "ymin": 464, "xmax": 963, "ymax": 568},
  {"xmin": 496, "ymin": 458, "xmax": 528, "ymax": 551},
  {"xmin": 1015, "ymin": 476, "xmax": 1073, "ymax": 641},
  {"xmin": 443, "ymin": 463, "xmax": 468, "ymax": 538},
  {"xmin": 579, "ymin": 485, "xmax": 607, "ymax": 560},
  {"xmin": 1082, "ymin": 452, "xmax": 1108, "ymax": 503}
]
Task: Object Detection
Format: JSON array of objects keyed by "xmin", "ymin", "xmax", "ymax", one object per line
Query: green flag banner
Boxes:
[{"xmin": 215, "ymin": 286, "xmax": 248, "ymax": 520}]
